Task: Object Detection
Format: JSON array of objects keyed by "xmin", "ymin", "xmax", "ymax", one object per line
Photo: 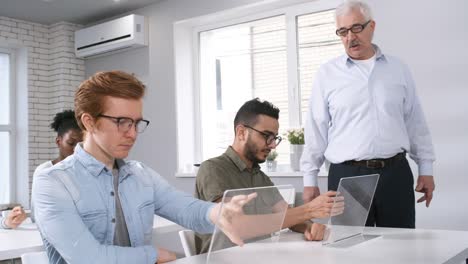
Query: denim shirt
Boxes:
[{"xmin": 32, "ymin": 144, "xmax": 215, "ymax": 264}]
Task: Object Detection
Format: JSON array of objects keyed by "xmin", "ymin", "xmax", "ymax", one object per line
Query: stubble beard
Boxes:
[{"xmin": 244, "ymin": 137, "xmax": 267, "ymax": 164}]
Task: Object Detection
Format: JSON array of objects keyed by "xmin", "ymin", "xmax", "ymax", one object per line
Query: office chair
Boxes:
[
  {"xmin": 178, "ymin": 229, "xmax": 197, "ymax": 257},
  {"xmin": 21, "ymin": 251, "xmax": 48, "ymax": 264}
]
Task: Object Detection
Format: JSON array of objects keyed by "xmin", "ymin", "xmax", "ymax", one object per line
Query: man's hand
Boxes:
[
  {"xmin": 304, "ymin": 222, "xmax": 326, "ymax": 241},
  {"xmin": 209, "ymin": 193, "xmax": 258, "ymax": 246},
  {"xmin": 303, "ymin": 191, "xmax": 344, "ymax": 219},
  {"xmin": 5, "ymin": 206, "xmax": 27, "ymax": 229},
  {"xmin": 303, "ymin": 186, "xmax": 320, "ymax": 203},
  {"xmin": 156, "ymin": 247, "xmax": 176, "ymax": 263},
  {"xmin": 415, "ymin": 175, "xmax": 435, "ymax": 207}
]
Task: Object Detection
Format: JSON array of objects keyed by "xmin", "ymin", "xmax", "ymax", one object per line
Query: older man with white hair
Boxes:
[{"xmin": 300, "ymin": 0, "xmax": 435, "ymax": 228}]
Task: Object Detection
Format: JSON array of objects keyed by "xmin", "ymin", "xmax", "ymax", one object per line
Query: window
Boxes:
[
  {"xmin": 175, "ymin": 0, "xmax": 344, "ymax": 174},
  {"xmin": 199, "ymin": 15, "xmax": 289, "ymax": 162},
  {"xmin": 0, "ymin": 50, "xmax": 14, "ymax": 203},
  {"xmin": 297, "ymin": 10, "xmax": 344, "ymax": 121}
]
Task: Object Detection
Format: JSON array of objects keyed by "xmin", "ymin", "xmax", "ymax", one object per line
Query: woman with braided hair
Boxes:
[{"xmin": 34, "ymin": 110, "xmax": 83, "ymax": 174}]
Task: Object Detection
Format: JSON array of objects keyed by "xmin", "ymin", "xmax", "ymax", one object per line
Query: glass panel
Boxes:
[
  {"xmin": 323, "ymin": 174, "xmax": 380, "ymax": 246},
  {"xmin": 0, "ymin": 132, "xmax": 10, "ymax": 204},
  {"xmin": 297, "ymin": 10, "xmax": 344, "ymax": 124},
  {"xmin": 0, "ymin": 53, "xmax": 10, "ymax": 125},
  {"xmin": 207, "ymin": 185, "xmax": 293, "ymax": 264},
  {"xmin": 199, "ymin": 15, "xmax": 289, "ymax": 164}
]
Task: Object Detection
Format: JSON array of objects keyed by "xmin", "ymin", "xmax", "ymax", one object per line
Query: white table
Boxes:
[
  {"xmin": 0, "ymin": 219, "xmax": 43, "ymax": 261},
  {"xmin": 168, "ymin": 227, "xmax": 468, "ymax": 264},
  {"xmin": 0, "ymin": 216, "xmax": 181, "ymax": 261}
]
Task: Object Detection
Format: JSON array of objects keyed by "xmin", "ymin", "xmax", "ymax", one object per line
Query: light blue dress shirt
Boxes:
[
  {"xmin": 301, "ymin": 45, "xmax": 435, "ymax": 186},
  {"xmin": 32, "ymin": 143, "xmax": 215, "ymax": 264}
]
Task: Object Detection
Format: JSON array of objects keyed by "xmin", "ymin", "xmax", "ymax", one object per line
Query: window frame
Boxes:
[
  {"xmin": 0, "ymin": 47, "xmax": 16, "ymax": 203},
  {"xmin": 174, "ymin": 0, "xmax": 341, "ymax": 176}
]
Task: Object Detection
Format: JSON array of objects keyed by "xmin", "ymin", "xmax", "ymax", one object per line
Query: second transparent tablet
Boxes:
[{"xmin": 323, "ymin": 174, "xmax": 379, "ymax": 246}]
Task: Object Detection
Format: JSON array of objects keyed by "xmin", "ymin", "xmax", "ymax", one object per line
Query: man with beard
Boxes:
[
  {"xmin": 300, "ymin": 0, "xmax": 435, "ymax": 229},
  {"xmin": 195, "ymin": 98, "xmax": 340, "ymax": 254}
]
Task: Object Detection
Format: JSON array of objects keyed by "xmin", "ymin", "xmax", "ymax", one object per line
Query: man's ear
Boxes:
[
  {"xmin": 235, "ymin": 124, "xmax": 247, "ymax": 142},
  {"xmin": 370, "ymin": 20, "xmax": 376, "ymax": 32},
  {"xmin": 55, "ymin": 136, "xmax": 61, "ymax": 147},
  {"xmin": 81, "ymin": 113, "xmax": 95, "ymax": 133}
]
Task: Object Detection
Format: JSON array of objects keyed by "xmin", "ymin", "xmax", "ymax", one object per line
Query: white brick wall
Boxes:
[{"xmin": 0, "ymin": 16, "xmax": 85, "ymax": 196}]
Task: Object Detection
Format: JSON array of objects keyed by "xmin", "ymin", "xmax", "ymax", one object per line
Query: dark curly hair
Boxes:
[{"xmin": 50, "ymin": 110, "xmax": 80, "ymax": 136}]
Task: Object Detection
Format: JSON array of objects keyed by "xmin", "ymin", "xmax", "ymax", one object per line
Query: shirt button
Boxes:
[
  {"xmin": 111, "ymin": 218, "xmax": 116, "ymax": 223},
  {"xmin": 110, "ymin": 191, "xmax": 114, "ymax": 196}
]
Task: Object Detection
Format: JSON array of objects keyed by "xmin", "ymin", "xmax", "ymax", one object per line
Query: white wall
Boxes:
[
  {"xmin": 367, "ymin": 0, "xmax": 468, "ymax": 231},
  {"xmin": 85, "ymin": 0, "xmax": 468, "ymax": 231}
]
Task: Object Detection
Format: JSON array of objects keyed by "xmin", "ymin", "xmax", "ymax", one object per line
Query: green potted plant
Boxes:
[
  {"xmin": 284, "ymin": 128, "xmax": 304, "ymax": 145},
  {"xmin": 266, "ymin": 150, "xmax": 278, "ymax": 172},
  {"xmin": 284, "ymin": 128, "xmax": 304, "ymax": 171}
]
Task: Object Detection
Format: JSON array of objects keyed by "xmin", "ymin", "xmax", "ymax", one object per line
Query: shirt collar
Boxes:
[
  {"xmin": 224, "ymin": 146, "xmax": 261, "ymax": 173},
  {"xmin": 74, "ymin": 143, "xmax": 131, "ymax": 179},
  {"xmin": 343, "ymin": 43, "xmax": 386, "ymax": 66}
]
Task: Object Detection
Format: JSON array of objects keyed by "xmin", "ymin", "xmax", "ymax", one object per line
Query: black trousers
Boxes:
[{"xmin": 328, "ymin": 156, "xmax": 415, "ymax": 228}]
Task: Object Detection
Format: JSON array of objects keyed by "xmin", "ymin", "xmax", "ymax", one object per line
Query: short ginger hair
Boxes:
[{"xmin": 74, "ymin": 70, "xmax": 145, "ymax": 131}]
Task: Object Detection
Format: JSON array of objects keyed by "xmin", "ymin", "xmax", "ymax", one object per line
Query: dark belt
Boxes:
[{"xmin": 343, "ymin": 152, "xmax": 406, "ymax": 169}]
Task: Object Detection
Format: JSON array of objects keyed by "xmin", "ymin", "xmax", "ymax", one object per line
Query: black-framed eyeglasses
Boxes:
[
  {"xmin": 243, "ymin": 124, "xmax": 282, "ymax": 146},
  {"xmin": 97, "ymin": 114, "xmax": 150, "ymax": 133},
  {"xmin": 336, "ymin": 20, "xmax": 371, "ymax": 37}
]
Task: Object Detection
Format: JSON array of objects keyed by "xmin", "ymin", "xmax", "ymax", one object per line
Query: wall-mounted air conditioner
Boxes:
[{"xmin": 75, "ymin": 14, "xmax": 148, "ymax": 59}]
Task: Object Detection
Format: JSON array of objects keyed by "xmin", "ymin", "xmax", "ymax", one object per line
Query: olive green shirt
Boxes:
[{"xmin": 194, "ymin": 146, "xmax": 278, "ymax": 254}]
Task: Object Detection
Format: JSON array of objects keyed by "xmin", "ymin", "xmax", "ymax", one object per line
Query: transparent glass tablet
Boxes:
[
  {"xmin": 323, "ymin": 174, "xmax": 379, "ymax": 246},
  {"xmin": 207, "ymin": 185, "xmax": 294, "ymax": 264}
]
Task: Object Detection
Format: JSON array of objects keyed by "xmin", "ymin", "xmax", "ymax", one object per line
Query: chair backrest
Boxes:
[
  {"xmin": 178, "ymin": 229, "xmax": 196, "ymax": 257},
  {"xmin": 21, "ymin": 251, "xmax": 49, "ymax": 264}
]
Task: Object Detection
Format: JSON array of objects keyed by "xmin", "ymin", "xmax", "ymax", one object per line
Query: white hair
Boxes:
[{"xmin": 335, "ymin": 0, "xmax": 373, "ymax": 21}]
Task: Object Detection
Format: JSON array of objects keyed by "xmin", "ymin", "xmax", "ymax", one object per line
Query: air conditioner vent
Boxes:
[{"xmin": 74, "ymin": 14, "xmax": 147, "ymax": 59}]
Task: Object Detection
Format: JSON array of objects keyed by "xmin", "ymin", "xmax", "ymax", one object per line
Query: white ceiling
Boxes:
[{"xmin": 0, "ymin": 0, "xmax": 165, "ymax": 25}]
